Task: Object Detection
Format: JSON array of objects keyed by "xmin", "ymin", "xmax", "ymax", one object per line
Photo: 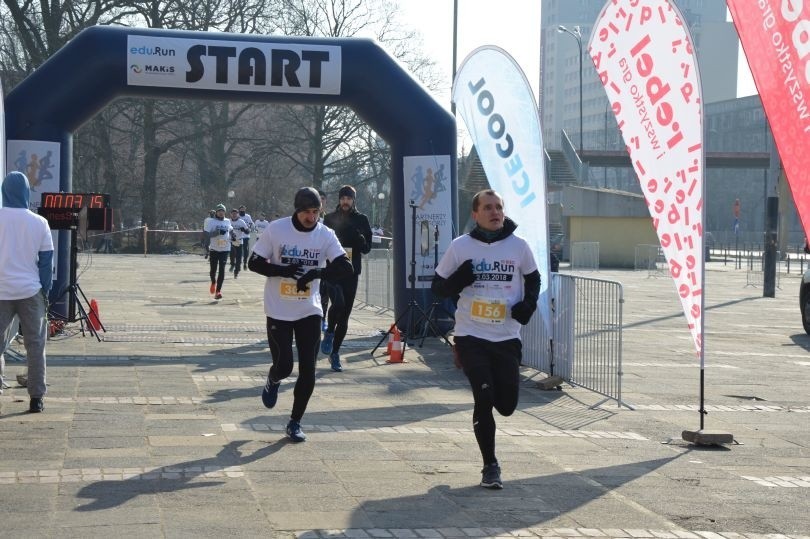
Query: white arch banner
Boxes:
[{"xmin": 588, "ymin": 0, "xmax": 705, "ymax": 360}]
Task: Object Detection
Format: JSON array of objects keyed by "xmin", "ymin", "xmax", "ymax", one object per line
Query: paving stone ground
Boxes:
[{"xmin": 1, "ymin": 254, "xmax": 808, "ymax": 538}]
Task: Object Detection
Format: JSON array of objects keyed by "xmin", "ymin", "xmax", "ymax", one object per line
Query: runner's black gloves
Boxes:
[
  {"xmin": 511, "ymin": 270, "xmax": 541, "ymax": 325},
  {"xmin": 296, "ymin": 269, "xmax": 322, "ymax": 292},
  {"xmin": 431, "ymin": 259, "xmax": 476, "ymax": 298},
  {"xmin": 247, "ymin": 254, "xmax": 301, "ymax": 278}
]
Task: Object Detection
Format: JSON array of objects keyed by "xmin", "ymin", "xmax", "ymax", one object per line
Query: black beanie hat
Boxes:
[
  {"xmin": 294, "ymin": 187, "xmax": 322, "ymax": 212},
  {"xmin": 338, "ymin": 185, "xmax": 356, "ymax": 199}
]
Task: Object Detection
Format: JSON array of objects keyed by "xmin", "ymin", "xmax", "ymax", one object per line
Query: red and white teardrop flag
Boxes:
[
  {"xmin": 727, "ymin": 1, "xmax": 810, "ymax": 240},
  {"xmin": 588, "ymin": 0, "xmax": 705, "ymax": 360}
]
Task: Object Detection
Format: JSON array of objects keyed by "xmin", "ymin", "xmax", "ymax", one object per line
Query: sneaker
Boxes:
[
  {"xmin": 329, "ymin": 352, "xmax": 343, "ymax": 372},
  {"xmin": 261, "ymin": 376, "xmax": 280, "ymax": 409},
  {"xmin": 321, "ymin": 331, "xmax": 334, "ymax": 355},
  {"xmin": 214, "ymin": 292, "xmax": 222, "ymax": 300},
  {"xmin": 480, "ymin": 462, "xmax": 503, "ymax": 489},
  {"xmin": 286, "ymin": 419, "xmax": 306, "ymax": 442},
  {"xmin": 209, "ymin": 282, "xmax": 216, "ymax": 294},
  {"xmin": 29, "ymin": 397, "xmax": 43, "ymax": 413},
  {"xmin": 233, "ymin": 272, "xmax": 238, "ymax": 279}
]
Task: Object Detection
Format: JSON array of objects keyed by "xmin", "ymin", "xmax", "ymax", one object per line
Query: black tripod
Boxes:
[
  {"xmin": 50, "ymin": 221, "xmax": 106, "ymax": 341},
  {"xmin": 417, "ymin": 224, "xmax": 454, "ymax": 347},
  {"xmin": 372, "ymin": 201, "xmax": 452, "ymax": 359}
]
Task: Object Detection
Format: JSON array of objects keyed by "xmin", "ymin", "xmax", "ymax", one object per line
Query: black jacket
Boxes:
[{"xmin": 323, "ymin": 207, "xmax": 373, "ymax": 275}]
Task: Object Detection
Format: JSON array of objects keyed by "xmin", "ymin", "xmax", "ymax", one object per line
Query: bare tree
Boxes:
[{"xmin": 260, "ymin": 0, "xmax": 442, "ymax": 193}]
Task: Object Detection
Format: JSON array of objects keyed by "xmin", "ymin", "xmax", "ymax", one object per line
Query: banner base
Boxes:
[
  {"xmin": 536, "ymin": 375, "xmax": 563, "ymax": 391},
  {"xmin": 681, "ymin": 429, "xmax": 734, "ymax": 446}
]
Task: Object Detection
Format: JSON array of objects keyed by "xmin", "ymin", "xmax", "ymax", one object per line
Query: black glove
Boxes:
[
  {"xmin": 511, "ymin": 300, "xmax": 536, "ymax": 325},
  {"xmin": 296, "ymin": 268, "xmax": 322, "ymax": 292},
  {"xmin": 278, "ymin": 264, "xmax": 302, "ymax": 278},
  {"xmin": 447, "ymin": 259, "xmax": 476, "ymax": 290}
]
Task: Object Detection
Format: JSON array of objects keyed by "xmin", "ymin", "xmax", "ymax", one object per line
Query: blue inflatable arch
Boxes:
[{"xmin": 4, "ymin": 26, "xmax": 457, "ymax": 322}]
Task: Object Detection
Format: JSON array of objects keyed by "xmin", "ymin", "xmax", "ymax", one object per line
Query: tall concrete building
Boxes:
[{"xmin": 540, "ymin": 0, "xmax": 738, "ymax": 154}]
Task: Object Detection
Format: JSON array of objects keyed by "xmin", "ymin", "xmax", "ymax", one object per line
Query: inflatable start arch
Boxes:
[{"xmin": 4, "ymin": 26, "xmax": 457, "ymax": 322}]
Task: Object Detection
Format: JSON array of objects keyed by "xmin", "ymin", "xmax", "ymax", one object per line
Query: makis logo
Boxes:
[
  {"xmin": 280, "ymin": 244, "xmax": 320, "ymax": 267},
  {"xmin": 472, "ymin": 258, "xmax": 515, "ymax": 282}
]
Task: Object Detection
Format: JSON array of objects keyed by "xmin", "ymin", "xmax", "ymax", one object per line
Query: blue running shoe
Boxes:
[
  {"xmin": 480, "ymin": 462, "xmax": 503, "ymax": 489},
  {"xmin": 286, "ymin": 419, "xmax": 306, "ymax": 442},
  {"xmin": 321, "ymin": 331, "xmax": 334, "ymax": 355},
  {"xmin": 261, "ymin": 375, "xmax": 280, "ymax": 409},
  {"xmin": 329, "ymin": 352, "xmax": 343, "ymax": 372}
]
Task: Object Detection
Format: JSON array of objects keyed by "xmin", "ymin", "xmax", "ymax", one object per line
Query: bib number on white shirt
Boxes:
[
  {"xmin": 279, "ymin": 279, "xmax": 310, "ymax": 301},
  {"xmin": 469, "ymin": 297, "xmax": 507, "ymax": 324}
]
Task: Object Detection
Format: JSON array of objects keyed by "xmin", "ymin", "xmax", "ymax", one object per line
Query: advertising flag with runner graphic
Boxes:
[
  {"xmin": 588, "ymin": 0, "xmax": 705, "ymax": 360},
  {"xmin": 726, "ymin": 0, "xmax": 810, "ymax": 240}
]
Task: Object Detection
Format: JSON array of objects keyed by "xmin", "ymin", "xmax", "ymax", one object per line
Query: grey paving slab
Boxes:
[{"xmin": 1, "ymin": 255, "xmax": 809, "ymax": 537}]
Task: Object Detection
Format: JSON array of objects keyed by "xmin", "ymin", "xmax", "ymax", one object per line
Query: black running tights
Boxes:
[
  {"xmin": 266, "ymin": 315, "xmax": 321, "ymax": 421},
  {"xmin": 454, "ymin": 335, "xmax": 521, "ymax": 466}
]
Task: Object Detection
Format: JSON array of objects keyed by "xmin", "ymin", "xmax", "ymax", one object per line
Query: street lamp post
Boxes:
[
  {"xmin": 377, "ymin": 192, "xmax": 386, "ymax": 227},
  {"xmin": 557, "ymin": 25, "xmax": 583, "ymax": 153}
]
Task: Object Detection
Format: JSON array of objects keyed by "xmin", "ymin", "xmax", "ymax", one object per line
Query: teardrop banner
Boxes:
[
  {"xmin": 588, "ymin": 0, "xmax": 705, "ymax": 361},
  {"xmin": 726, "ymin": 0, "xmax": 810, "ymax": 240}
]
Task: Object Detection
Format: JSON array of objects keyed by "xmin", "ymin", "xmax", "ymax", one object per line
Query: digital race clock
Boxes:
[
  {"xmin": 41, "ymin": 192, "xmax": 110, "ymax": 210},
  {"xmin": 38, "ymin": 192, "xmax": 113, "ymax": 231}
]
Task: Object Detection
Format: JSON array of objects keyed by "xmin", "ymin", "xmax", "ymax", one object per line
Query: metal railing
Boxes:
[
  {"xmin": 571, "ymin": 241, "xmax": 600, "ymax": 271},
  {"xmin": 355, "ymin": 247, "xmax": 395, "ymax": 311},
  {"xmin": 522, "ymin": 274, "xmax": 625, "ymax": 406}
]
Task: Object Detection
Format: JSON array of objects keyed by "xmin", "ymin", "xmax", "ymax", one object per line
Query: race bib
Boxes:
[
  {"xmin": 345, "ymin": 247, "xmax": 353, "ymax": 261},
  {"xmin": 470, "ymin": 297, "xmax": 507, "ymax": 324},
  {"xmin": 279, "ymin": 279, "xmax": 310, "ymax": 301},
  {"xmin": 214, "ymin": 237, "xmax": 228, "ymax": 249}
]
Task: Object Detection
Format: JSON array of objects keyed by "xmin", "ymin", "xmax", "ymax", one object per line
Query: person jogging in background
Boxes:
[
  {"xmin": 248, "ymin": 187, "xmax": 353, "ymax": 443},
  {"xmin": 321, "ymin": 185, "xmax": 372, "ymax": 372},
  {"xmin": 229, "ymin": 208, "xmax": 249, "ymax": 279},
  {"xmin": 238, "ymin": 205, "xmax": 254, "ymax": 271},
  {"xmin": 254, "ymin": 212, "xmax": 270, "ymax": 238},
  {"xmin": 0, "ymin": 171, "xmax": 53, "ymax": 413},
  {"xmin": 205, "ymin": 204, "xmax": 235, "ymax": 300},
  {"xmin": 431, "ymin": 189, "xmax": 540, "ymax": 490}
]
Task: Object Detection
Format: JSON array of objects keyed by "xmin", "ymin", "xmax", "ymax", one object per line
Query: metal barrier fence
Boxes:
[
  {"xmin": 571, "ymin": 242, "xmax": 600, "ymax": 271},
  {"xmin": 522, "ymin": 273, "xmax": 625, "ymax": 406},
  {"xmin": 355, "ymin": 247, "xmax": 395, "ymax": 311},
  {"xmin": 634, "ymin": 244, "xmax": 668, "ymax": 277}
]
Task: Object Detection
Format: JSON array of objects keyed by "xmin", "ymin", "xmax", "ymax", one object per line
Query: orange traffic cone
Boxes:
[
  {"xmin": 386, "ymin": 329, "xmax": 405, "ymax": 363},
  {"xmin": 88, "ymin": 299, "xmax": 102, "ymax": 331},
  {"xmin": 385, "ymin": 324, "xmax": 401, "ymax": 355}
]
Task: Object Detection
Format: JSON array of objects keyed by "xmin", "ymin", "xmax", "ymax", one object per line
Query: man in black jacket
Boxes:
[{"xmin": 320, "ymin": 185, "xmax": 373, "ymax": 372}]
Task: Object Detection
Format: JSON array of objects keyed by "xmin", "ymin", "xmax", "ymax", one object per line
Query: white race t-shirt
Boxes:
[
  {"xmin": 0, "ymin": 208, "xmax": 54, "ymax": 300},
  {"xmin": 251, "ymin": 217, "xmax": 345, "ymax": 321},
  {"xmin": 206, "ymin": 218, "xmax": 234, "ymax": 252},
  {"xmin": 254, "ymin": 219, "xmax": 269, "ymax": 236},
  {"xmin": 230, "ymin": 217, "xmax": 249, "ymax": 243},
  {"xmin": 435, "ymin": 232, "xmax": 538, "ymax": 342}
]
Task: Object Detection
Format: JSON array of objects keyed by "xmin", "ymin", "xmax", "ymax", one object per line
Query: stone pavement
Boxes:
[{"xmin": 0, "ymin": 254, "xmax": 808, "ymax": 538}]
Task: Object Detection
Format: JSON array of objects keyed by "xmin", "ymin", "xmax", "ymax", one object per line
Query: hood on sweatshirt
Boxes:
[{"xmin": 1, "ymin": 171, "xmax": 31, "ymax": 209}]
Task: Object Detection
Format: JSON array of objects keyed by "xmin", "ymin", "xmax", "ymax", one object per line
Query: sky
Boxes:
[{"xmin": 396, "ymin": 1, "xmax": 758, "ymax": 112}]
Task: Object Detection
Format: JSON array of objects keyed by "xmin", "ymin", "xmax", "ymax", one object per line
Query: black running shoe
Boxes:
[
  {"xmin": 286, "ymin": 419, "xmax": 306, "ymax": 442},
  {"xmin": 261, "ymin": 376, "xmax": 280, "ymax": 409},
  {"xmin": 480, "ymin": 462, "xmax": 503, "ymax": 489}
]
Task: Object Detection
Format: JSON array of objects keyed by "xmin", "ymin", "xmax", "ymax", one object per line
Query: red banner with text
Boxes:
[
  {"xmin": 727, "ymin": 0, "xmax": 810, "ymax": 240},
  {"xmin": 588, "ymin": 0, "xmax": 705, "ymax": 358}
]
